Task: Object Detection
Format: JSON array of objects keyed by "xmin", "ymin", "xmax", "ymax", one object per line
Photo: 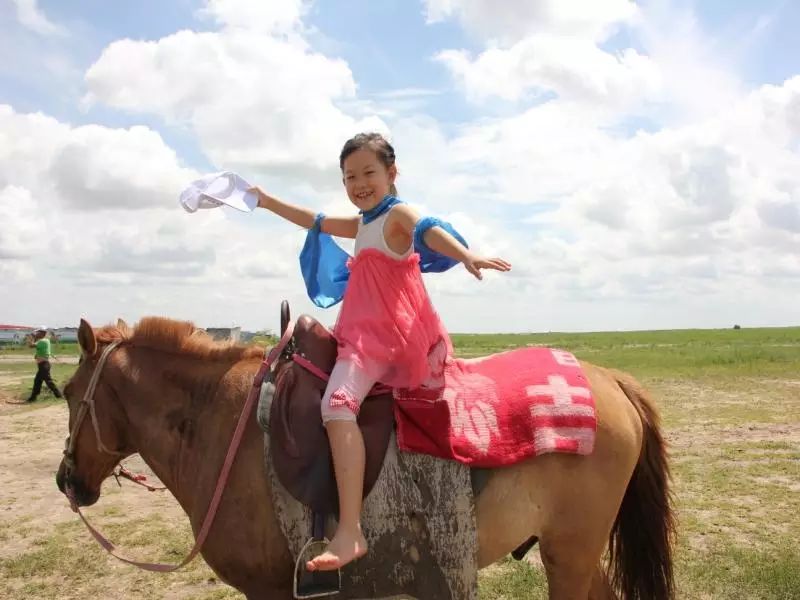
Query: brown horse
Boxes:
[{"xmin": 56, "ymin": 317, "xmax": 674, "ymax": 600}]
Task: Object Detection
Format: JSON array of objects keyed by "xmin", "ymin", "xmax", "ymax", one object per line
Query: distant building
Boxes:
[
  {"xmin": 53, "ymin": 327, "xmax": 79, "ymax": 342},
  {"xmin": 0, "ymin": 325, "xmax": 36, "ymax": 344},
  {"xmin": 0, "ymin": 326, "xmax": 79, "ymax": 344}
]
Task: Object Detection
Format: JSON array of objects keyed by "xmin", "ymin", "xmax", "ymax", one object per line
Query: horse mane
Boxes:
[{"xmin": 94, "ymin": 317, "xmax": 265, "ymax": 362}]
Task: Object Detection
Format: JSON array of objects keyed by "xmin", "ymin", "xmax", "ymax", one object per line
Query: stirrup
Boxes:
[{"xmin": 293, "ymin": 514, "xmax": 341, "ymax": 599}]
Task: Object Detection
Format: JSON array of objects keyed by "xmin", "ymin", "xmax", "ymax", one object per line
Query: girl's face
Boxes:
[{"xmin": 342, "ymin": 148, "xmax": 396, "ymax": 211}]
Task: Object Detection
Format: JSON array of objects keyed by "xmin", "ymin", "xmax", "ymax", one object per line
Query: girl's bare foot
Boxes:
[{"xmin": 306, "ymin": 527, "xmax": 367, "ymax": 571}]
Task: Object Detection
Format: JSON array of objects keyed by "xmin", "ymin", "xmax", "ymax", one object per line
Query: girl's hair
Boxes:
[{"xmin": 339, "ymin": 132, "xmax": 398, "ymax": 196}]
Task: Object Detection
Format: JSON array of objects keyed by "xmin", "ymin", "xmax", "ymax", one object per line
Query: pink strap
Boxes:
[
  {"xmin": 69, "ymin": 321, "xmax": 297, "ymax": 571},
  {"xmin": 292, "ymin": 353, "xmax": 331, "ymax": 381},
  {"xmin": 291, "ymin": 353, "xmax": 391, "ymax": 397}
]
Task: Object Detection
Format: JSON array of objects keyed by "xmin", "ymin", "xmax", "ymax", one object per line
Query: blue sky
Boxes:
[{"xmin": 1, "ymin": 0, "xmax": 798, "ymax": 332}]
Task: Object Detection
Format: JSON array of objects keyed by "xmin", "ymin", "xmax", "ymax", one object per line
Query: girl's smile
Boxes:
[
  {"xmin": 342, "ymin": 147, "xmax": 396, "ymax": 211},
  {"xmin": 353, "ymin": 189, "xmax": 380, "ymax": 210}
]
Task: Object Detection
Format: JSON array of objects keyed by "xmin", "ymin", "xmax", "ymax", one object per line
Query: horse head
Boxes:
[{"xmin": 56, "ymin": 318, "xmax": 134, "ymax": 506}]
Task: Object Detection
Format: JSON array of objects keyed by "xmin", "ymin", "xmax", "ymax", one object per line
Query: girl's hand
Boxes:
[
  {"xmin": 462, "ymin": 253, "xmax": 512, "ymax": 280},
  {"xmin": 248, "ymin": 186, "xmax": 271, "ymax": 209}
]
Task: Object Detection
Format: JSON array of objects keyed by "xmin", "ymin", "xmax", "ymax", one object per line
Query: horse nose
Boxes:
[{"xmin": 56, "ymin": 461, "xmax": 66, "ymax": 494}]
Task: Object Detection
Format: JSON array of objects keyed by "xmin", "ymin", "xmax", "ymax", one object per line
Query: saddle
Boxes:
[{"xmin": 266, "ymin": 305, "xmax": 395, "ymax": 515}]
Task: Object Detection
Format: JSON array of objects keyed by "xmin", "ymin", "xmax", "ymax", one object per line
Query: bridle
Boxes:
[
  {"xmin": 62, "ymin": 339, "xmax": 126, "ymax": 493},
  {"xmin": 63, "ymin": 324, "xmax": 297, "ymax": 571}
]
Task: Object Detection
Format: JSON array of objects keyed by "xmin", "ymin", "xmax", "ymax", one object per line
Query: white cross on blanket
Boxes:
[{"xmin": 527, "ymin": 375, "xmax": 594, "ymax": 417}]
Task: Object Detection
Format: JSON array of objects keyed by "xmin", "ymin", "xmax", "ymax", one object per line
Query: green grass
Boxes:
[
  {"xmin": 0, "ymin": 342, "xmax": 80, "ymax": 358},
  {"xmin": 4, "ymin": 328, "xmax": 795, "ymax": 380},
  {"xmin": 478, "ymin": 556, "xmax": 548, "ymax": 600},
  {"xmin": 677, "ymin": 545, "xmax": 800, "ymax": 599},
  {"xmin": 0, "ymin": 522, "xmax": 106, "ymax": 580},
  {"xmin": 0, "ymin": 518, "xmax": 236, "ymax": 600},
  {"xmin": 451, "ymin": 327, "xmax": 800, "ymax": 378},
  {"xmin": 7, "ymin": 327, "xmax": 795, "ymax": 379},
  {"xmin": 0, "ymin": 362, "xmax": 76, "ymax": 402}
]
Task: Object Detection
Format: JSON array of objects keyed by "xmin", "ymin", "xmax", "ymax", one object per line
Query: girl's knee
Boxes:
[{"xmin": 320, "ymin": 358, "xmax": 377, "ymax": 423}]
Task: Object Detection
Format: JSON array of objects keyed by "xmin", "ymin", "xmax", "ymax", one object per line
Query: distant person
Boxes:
[{"xmin": 26, "ymin": 327, "xmax": 63, "ymax": 402}]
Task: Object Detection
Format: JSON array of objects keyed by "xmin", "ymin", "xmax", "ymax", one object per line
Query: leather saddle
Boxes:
[{"xmin": 267, "ymin": 303, "xmax": 395, "ymax": 515}]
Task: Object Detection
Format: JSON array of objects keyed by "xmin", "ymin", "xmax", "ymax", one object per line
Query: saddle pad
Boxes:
[
  {"xmin": 394, "ymin": 347, "xmax": 596, "ymax": 467},
  {"xmin": 263, "ymin": 424, "xmax": 478, "ymax": 600}
]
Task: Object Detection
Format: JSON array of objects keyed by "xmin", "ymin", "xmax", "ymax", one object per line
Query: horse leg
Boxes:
[
  {"xmin": 588, "ymin": 566, "xmax": 618, "ymax": 600},
  {"xmin": 536, "ymin": 444, "xmax": 637, "ymax": 598},
  {"xmin": 537, "ymin": 448, "xmax": 637, "ymax": 599},
  {"xmin": 538, "ymin": 519, "xmax": 610, "ymax": 600}
]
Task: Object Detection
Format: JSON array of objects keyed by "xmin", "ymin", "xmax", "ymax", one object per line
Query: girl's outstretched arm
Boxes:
[
  {"xmin": 391, "ymin": 204, "xmax": 512, "ymax": 280},
  {"xmin": 250, "ymin": 186, "xmax": 360, "ymax": 239},
  {"xmin": 426, "ymin": 227, "xmax": 512, "ymax": 279}
]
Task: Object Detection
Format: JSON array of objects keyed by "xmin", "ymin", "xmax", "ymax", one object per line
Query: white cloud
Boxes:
[
  {"xmin": 436, "ymin": 37, "xmax": 661, "ymax": 106},
  {"xmin": 198, "ymin": 0, "xmax": 308, "ymax": 34},
  {"xmin": 49, "ymin": 125, "xmax": 195, "ymax": 210},
  {"xmin": 0, "ymin": 103, "xmax": 321, "ymax": 331},
  {"xmin": 0, "ymin": 186, "xmax": 44, "ymax": 259},
  {"xmin": 83, "ymin": 2, "xmax": 386, "ymax": 186},
  {"xmin": 423, "ymin": 0, "xmax": 637, "ymax": 44},
  {"xmin": 426, "ymin": 0, "xmax": 657, "ymax": 109},
  {"xmin": 633, "ymin": 2, "xmax": 744, "ymax": 123},
  {"xmin": 0, "ymin": 106, "xmax": 196, "ymax": 211},
  {"xmin": 419, "ymin": 2, "xmax": 799, "ymax": 325},
  {"xmin": 11, "ymin": 0, "xmax": 65, "ymax": 36},
  {"xmin": 379, "ymin": 74, "xmax": 800, "ymax": 332}
]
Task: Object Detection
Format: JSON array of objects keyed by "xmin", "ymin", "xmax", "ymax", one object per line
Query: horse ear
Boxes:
[
  {"xmin": 78, "ymin": 318, "xmax": 97, "ymax": 358},
  {"xmin": 116, "ymin": 318, "xmax": 129, "ymax": 332}
]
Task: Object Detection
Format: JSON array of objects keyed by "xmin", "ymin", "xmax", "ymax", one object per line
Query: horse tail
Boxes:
[{"xmin": 608, "ymin": 371, "xmax": 676, "ymax": 600}]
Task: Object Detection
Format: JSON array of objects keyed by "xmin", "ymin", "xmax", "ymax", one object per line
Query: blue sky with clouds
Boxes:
[{"xmin": 1, "ymin": 0, "xmax": 798, "ymax": 333}]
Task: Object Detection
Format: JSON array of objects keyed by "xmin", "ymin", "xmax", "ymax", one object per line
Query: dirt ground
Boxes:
[{"xmin": 0, "ymin": 394, "xmax": 234, "ymax": 599}]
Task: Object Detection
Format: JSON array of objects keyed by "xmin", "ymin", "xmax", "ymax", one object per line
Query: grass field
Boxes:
[{"xmin": 1, "ymin": 327, "xmax": 798, "ymax": 599}]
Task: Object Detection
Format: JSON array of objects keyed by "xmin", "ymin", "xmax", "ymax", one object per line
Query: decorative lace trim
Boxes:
[{"xmin": 329, "ymin": 389, "xmax": 361, "ymax": 415}]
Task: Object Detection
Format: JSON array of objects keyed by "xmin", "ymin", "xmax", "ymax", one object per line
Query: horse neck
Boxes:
[{"xmin": 120, "ymin": 349, "xmax": 254, "ymax": 515}]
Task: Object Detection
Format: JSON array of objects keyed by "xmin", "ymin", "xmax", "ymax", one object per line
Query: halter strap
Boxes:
[{"xmin": 64, "ymin": 339, "xmax": 125, "ymax": 468}]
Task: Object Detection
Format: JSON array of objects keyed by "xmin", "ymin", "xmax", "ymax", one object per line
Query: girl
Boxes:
[{"xmin": 251, "ymin": 132, "xmax": 511, "ymax": 572}]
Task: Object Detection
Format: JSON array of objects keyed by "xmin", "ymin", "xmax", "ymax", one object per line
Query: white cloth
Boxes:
[
  {"xmin": 354, "ymin": 207, "xmax": 413, "ymax": 259},
  {"xmin": 179, "ymin": 171, "xmax": 258, "ymax": 213}
]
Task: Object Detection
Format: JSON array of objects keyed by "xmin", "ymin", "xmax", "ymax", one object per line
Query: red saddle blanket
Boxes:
[{"xmin": 393, "ymin": 346, "xmax": 596, "ymax": 467}]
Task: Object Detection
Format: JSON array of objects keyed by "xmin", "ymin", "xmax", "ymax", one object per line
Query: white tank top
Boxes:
[{"xmin": 354, "ymin": 207, "xmax": 413, "ymax": 259}]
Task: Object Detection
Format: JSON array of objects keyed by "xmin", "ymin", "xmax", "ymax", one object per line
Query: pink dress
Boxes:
[{"xmin": 333, "ymin": 210, "xmax": 451, "ymax": 389}]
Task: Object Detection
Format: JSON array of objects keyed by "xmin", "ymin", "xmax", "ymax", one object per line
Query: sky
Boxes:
[{"xmin": 0, "ymin": 0, "xmax": 798, "ymax": 333}]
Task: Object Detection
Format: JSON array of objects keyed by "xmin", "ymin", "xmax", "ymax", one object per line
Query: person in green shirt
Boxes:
[{"xmin": 26, "ymin": 328, "xmax": 63, "ymax": 402}]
